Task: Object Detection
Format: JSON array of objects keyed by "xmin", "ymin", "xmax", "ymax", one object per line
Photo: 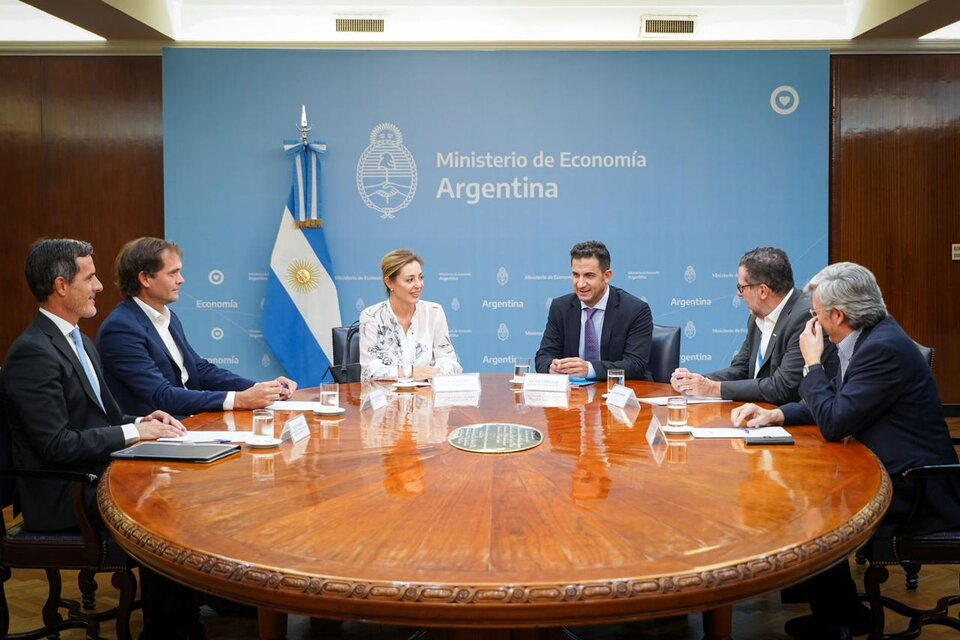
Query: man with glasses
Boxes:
[
  {"xmin": 732, "ymin": 262, "xmax": 960, "ymax": 639},
  {"xmin": 671, "ymin": 247, "xmax": 837, "ymax": 404}
]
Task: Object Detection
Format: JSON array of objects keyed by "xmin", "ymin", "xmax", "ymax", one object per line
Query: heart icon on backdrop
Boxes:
[{"xmin": 778, "ymin": 94, "xmax": 791, "ymax": 106}]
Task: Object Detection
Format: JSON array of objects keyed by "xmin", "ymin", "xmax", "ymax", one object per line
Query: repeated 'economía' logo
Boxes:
[{"xmin": 357, "ymin": 123, "xmax": 418, "ymax": 219}]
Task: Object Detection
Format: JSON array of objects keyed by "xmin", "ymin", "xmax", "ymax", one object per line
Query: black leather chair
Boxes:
[
  {"xmin": 330, "ymin": 322, "xmax": 361, "ymax": 383},
  {"xmin": 859, "ymin": 460, "xmax": 960, "ymax": 639},
  {"xmin": 649, "ymin": 325, "xmax": 681, "ymax": 384},
  {"xmin": 0, "ymin": 409, "xmax": 138, "ymax": 640}
]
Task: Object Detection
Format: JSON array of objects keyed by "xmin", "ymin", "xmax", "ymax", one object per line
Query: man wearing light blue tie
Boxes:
[{"xmin": 535, "ymin": 240, "xmax": 653, "ymax": 381}]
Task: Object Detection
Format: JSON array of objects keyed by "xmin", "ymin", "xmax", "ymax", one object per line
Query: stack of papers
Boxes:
[{"xmin": 689, "ymin": 426, "xmax": 791, "ymax": 439}]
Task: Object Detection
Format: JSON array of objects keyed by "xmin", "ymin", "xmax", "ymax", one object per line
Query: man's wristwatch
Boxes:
[{"xmin": 802, "ymin": 363, "xmax": 822, "ymax": 377}]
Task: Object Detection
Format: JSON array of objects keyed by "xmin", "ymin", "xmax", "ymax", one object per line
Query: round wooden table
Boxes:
[{"xmin": 99, "ymin": 378, "xmax": 890, "ymax": 639}]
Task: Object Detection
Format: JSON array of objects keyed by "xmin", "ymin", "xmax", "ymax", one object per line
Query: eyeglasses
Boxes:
[
  {"xmin": 736, "ymin": 282, "xmax": 764, "ymax": 294},
  {"xmin": 809, "ymin": 308, "xmax": 817, "ymax": 318}
]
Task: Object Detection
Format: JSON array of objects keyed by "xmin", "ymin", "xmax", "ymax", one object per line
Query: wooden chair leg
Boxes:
[
  {"xmin": 78, "ymin": 569, "xmax": 98, "ymax": 610},
  {"xmin": 901, "ymin": 562, "xmax": 920, "ymax": 591},
  {"xmin": 112, "ymin": 567, "xmax": 138, "ymax": 640},
  {"xmin": 863, "ymin": 563, "xmax": 889, "ymax": 640},
  {"xmin": 42, "ymin": 568, "xmax": 65, "ymax": 633}
]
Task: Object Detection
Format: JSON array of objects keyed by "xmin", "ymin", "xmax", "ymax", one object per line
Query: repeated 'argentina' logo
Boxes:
[
  {"xmin": 496, "ymin": 266, "xmax": 509, "ymax": 286},
  {"xmin": 684, "ymin": 321, "xmax": 697, "ymax": 340},
  {"xmin": 356, "ymin": 123, "xmax": 418, "ymax": 219},
  {"xmin": 732, "ymin": 295, "xmax": 742, "ymax": 309},
  {"xmin": 497, "ymin": 323, "xmax": 510, "ymax": 341},
  {"xmin": 261, "ymin": 354, "xmax": 271, "ymax": 368},
  {"xmin": 356, "ymin": 297, "xmax": 366, "ymax": 312},
  {"xmin": 684, "ymin": 265, "xmax": 697, "ymax": 284},
  {"xmin": 451, "ymin": 297, "xmax": 461, "ymax": 312}
]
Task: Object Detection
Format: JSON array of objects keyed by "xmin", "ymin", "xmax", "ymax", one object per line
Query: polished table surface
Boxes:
[{"xmin": 99, "ymin": 377, "xmax": 890, "ymax": 636}]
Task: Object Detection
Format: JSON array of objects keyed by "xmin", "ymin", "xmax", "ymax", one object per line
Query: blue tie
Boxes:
[
  {"xmin": 70, "ymin": 328, "xmax": 105, "ymax": 413},
  {"xmin": 583, "ymin": 308, "xmax": 599, "ymax": 362}
]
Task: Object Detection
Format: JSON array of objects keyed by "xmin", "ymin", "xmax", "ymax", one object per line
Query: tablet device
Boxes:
[
  {"xmin": 110, "ymin": 442, "xmax": 241, "ymax": 463},
  {"xmin": 744, "ymin": 435, "xmax": 795, "ymax": 446}
]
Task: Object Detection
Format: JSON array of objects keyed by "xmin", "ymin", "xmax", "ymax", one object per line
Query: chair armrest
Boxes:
[
  {"xmin": 902, "ymin": 464, "xmax": 960, "ymax": 481},
  {"xmin": 0, "ymin": 467, "xmax": 101, "ymax": 547}
]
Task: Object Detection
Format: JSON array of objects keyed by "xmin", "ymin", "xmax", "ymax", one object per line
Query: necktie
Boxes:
[
  {"xmin": 583, "ymin": 308, "xmax": 599, "ymax": 362},
  {"xmin": 70, "ymin": 327, "xmax": 105, "ymax": 413},
  {"xmin": 756, "ymin": 341, "xmax": 766, "ymax": 372}
]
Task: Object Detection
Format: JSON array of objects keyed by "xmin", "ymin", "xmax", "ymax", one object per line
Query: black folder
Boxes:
[{"xmin": 110, "ymin": 442, "xmax": 241, "ymax": 463}]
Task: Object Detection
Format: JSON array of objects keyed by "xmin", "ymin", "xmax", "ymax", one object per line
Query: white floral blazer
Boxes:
[{"xmin": 358, "ymin": 300, "xmax": 462, "ymax": 381}]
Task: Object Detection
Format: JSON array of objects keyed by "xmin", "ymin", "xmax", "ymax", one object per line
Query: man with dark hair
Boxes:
[
  {"xmin": 671, "ymin": 247, "xmax": 837, "ymax": 404},
  {"xmin": 96, "ymin": 237, "xmax": 296, "ymax": 418},
  {"xmin": 535, "ymin": 240, "xmax": 653, "ymax": 380},
  {"xmin": 0, "ymin": 238, "xmax": 201, "ymax": 639},
  {"xmin": 733, "ymin": 262, "xmax": 960, "ymax": 639}
]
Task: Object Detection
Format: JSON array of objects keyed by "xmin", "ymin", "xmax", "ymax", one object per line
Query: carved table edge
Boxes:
[{"xmin": 97, "ymin": 467, "xmax": 891, "ymax": 606}]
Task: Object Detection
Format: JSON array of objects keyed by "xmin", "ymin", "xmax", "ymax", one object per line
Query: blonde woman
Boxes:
[{"xmin": 359, "ymin": 249, "xmax": 462, "ymax": 381}]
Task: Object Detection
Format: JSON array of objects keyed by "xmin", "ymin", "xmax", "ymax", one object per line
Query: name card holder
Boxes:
[
  {"xmin": 362, "ymin": 387, "xmax": 388, "ymax": 411},
  {"xmin": 606, "ymin": 384, "xmax": 640, "ymax": 409},
  {"xmin": 433, "ymin": 372, "xmax": 481, "ymax": 393},
  {"xmin": 522, "ymin": 373, "xmax": 569, "ymax": 393},
  {"xmin": 645, "ymin": 415, "xmax": 668, "ymax": 466},
  {"xmin": 280, "ymin": 414, "xmax": 311, "ymax": 444}
]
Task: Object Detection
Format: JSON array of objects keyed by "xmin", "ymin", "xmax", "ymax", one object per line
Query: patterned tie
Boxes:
[
  {"xmin": 70, "ymin": 327, "xmax": 105, "ymax": 413},
  {"xmin": 583, "ymin": 308, "xmax": 599, "ymax": 362}
]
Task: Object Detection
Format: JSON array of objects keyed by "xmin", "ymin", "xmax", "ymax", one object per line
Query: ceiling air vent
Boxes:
[
  {"xmin": 336, "ymin": 18, "xmax": 384, "ymax": 33},
  {"xmin": 640, "ymin": 15, "xmax": 696, "ymax": 38}
]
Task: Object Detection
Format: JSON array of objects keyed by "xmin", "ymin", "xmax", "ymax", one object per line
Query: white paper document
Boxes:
[
  {"xmin": 637, "ymin": 396, "xmax": 732, "ymax": 406},
  {"xmin": 266, "ymin": 400, "xmax": 325, "ymax": 411},
  {"xmin": 159, "ymin": 430, "xmax": 255, "ymax": 443},
  {"xmin": 689, "ymin": 426, "xmax": 791, "ymax": 439}
]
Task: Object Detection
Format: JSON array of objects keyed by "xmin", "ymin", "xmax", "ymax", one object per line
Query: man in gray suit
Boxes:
[{"xmin": 671, "ymin": 247, "xmax": 837, "ymax": 405}]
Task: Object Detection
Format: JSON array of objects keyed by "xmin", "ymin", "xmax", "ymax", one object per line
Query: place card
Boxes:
[
  {"xmin": 279, "ymin": 414, "xmax": 310, "ymax": 443},
  {"xmin": 645, "ymin": 415, "xmax": 668, "ymax": 466},
  {"xmin": 522, "ymin": 373, "xmax": 569, "ymax": 393},
  {"xmin": 608, "ymin": 404, "xmax": 641, "ymax": 426},
  {"xmin": 606, "ymin": 384, "xmax": 640, "ymax": 409},
  {"xmin": 362, "ymin": 387, "xmax": 388, "ymax": 411},
  {"xmin": 432, "ymin": 372, "xmax": 481, "ymax": 393}
]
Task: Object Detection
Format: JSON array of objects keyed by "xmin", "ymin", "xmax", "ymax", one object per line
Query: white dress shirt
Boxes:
[
  {"xmin": 359, "ymin": 299, "xmax": 462, "ymax": 381},
  {"xmin": 753, "ymin": 289, "xmax": 794, "ymax": 378},
  {"xmin": 38, "ymin": 308, "xmax": 139, "ymax": 444}
]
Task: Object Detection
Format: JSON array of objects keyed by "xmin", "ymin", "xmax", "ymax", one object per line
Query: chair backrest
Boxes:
[
  {"xmin": 330, "ymin": 323, "xmax": 362, "ymax": 383},
  {"xmin": 0, "ymin": 393, "xmax": 15, "ymax": 509},
  {"xmin": 913, "ymin": 340, "xmax": 934, "ymax": 371},
  {"xmin": 649, "ymin": 324, "xmax": 681, "ymax": 384}
]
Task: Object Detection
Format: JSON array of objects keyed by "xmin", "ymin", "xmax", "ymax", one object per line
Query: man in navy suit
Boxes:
[
  {"xmin": 671, "ymin": 247, "xmax": 838, "ymax": 404},
  {"xmin": 733, "ymin": 262, "xmax": 960, "ymax": 640},
  {"xmin": 535, "ymin": 240, "xmax": 653, "ymax": 380},
  {"xmin": 0, "ymin": 238, "xmax": 201, "ymax": 639},
  {"xmin": 97, "ymin": 237, "xmax": 296, "ymax": 418}
]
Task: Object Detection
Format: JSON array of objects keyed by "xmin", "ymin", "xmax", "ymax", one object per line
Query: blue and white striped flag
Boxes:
[{"xmin": 262, "ymin": 136, "xmax": 341, "ymax": 387}]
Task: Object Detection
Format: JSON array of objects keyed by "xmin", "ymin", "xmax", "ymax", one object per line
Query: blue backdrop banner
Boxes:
[{"xmin": 163, "ymin": 49, "xmax": 829, "ymax": 382}]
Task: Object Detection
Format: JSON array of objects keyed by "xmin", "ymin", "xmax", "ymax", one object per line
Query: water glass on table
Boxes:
[
  {"xmin": 607, "ymin": 368, "xmax": 625, "ymax": 394},
  {"xmin": 666, "ymin": 396, "xmax": 688, "ymax": 426},
  {"xmin": 397, "ymin": 362, "xmax": 414, "ymax": 384},
  {"xmin": 513, "ymin": 357, "xmax": 531, "ymax": 382},
  {"xmin": 319, "ymin": 382, "xmax": 339, "ymax": 409},
  {"xmin": 252, "ymin": 409, "xmax": 275, "ymax": 437}
]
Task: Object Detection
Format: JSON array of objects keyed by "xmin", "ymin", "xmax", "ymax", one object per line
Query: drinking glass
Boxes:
[
  {"xmin": 397, "ymin": 362, "xmax": 414, "ymax": 384},
  {"xmin": 252, "ymin": 409, "xmax": 275, "ymax": 437},
  {"xmin": 514, "ymin": 357, "xmax": 531, "ymax": 381},
  {"xmin": 607, "ymin": 369, "xmax": 625, "ymax": 394},
  {"xmin": 319, "ymin": 382, "xmax": 339, "ymax": 409},
  {"xmin": 666, "ymin": 396, "xmax": 688, "ymax": 426}
]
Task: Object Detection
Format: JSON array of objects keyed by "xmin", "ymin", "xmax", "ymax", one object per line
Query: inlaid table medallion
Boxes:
[
  {"xmin": 99, "ymin": 377, "xmax": 890, "ymax": 640},
  {"xmin": 447, "ymin": 423, "xmax": 543, "ymax": 454}
]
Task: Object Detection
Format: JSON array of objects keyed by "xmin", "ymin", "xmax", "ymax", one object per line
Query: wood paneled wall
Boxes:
[
  {"xmin": 832, "ymin": 55, "xmax": 960, "ymax": 404},
  {"xmin": 1, "ymin": 54, "xmax": 957, "ymax": 403},
  {"xmin": 0, "ymin": 57, "xmax": 163, "ymax": 358}
]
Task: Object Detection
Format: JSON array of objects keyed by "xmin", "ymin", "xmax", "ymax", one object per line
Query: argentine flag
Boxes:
[{"xmin": 262, "ymin": 140, "xmax": 341, "ymax": 387}]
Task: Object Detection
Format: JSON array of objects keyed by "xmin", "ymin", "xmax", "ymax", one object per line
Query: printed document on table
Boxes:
[
  {"xmin": 159, "ymin": 430, "xmax": 255, "ymax": 443},
  {"xmin": 266, "ymin": 400, "xmax": 325, "ymax": 411},
  {"xmin": 690, "ymin": 427, "xmax": 791, "ymax": 439},
  {"xmin": 637, "ymin": 396, "xmax": 731, "ymax": 406}
]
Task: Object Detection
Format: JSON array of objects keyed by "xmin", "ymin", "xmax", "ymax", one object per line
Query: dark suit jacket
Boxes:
[
  {"xmin": 96, "ymin": 298, "xmax": 254, "ymax": 418},
  {"xmin": 0, "ymin": 312, "xmax": 133, "ymax": 531},
  {"xmin": 706, "ymin": 289, "xmax": 839, "ymax": 404},
  {"xmin": 781, "ymin": 315, "xmax": 960, "ymax": 535},
  {"xmin": 535, "ymin": 286, "xmax": 653, "ymax": 381}
]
